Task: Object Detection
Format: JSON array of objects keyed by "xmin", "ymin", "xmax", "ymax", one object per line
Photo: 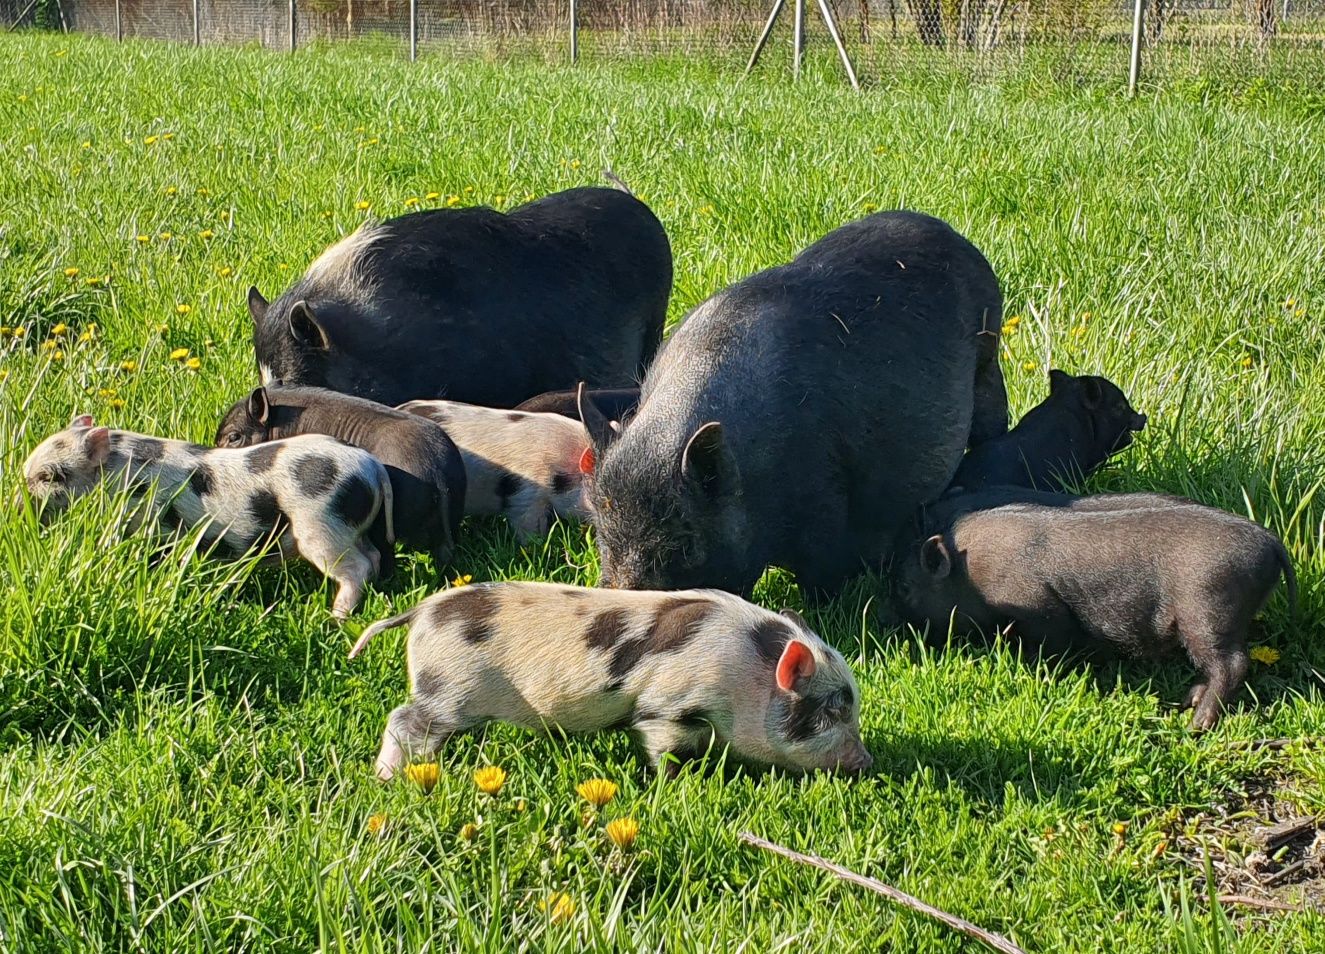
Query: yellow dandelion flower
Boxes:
[
  {"xmin": 81, "ymin": 140, "xmax": 91, "ymax": 149},
  {"xmin": 863, "ymin": 203, "xmax": 879, "ymax": 213},
  {"xmin": 157, "ymin": 323, "xmax": 169, "ymax": 334},
  {"xmin": 540, "ymin": 892, "xmax": 575, "ymax": 924},
  {"xmin": 63, "ymin": 267, "xmax": 79, "ymax": 278},
  {"xmin": 169, "ymin": 347, "xmax": 189, "ymax": 361},
  {"xmin": 354, "ymin": 125, "xmax": 366, "ymax": 133},
  {"xmin": 159, "ymin": 231, "xmax": 172, "ymax": 241},
  {"xmin": 195, "ymin": 187, "xmax": 208, "ymax": 196},
  {"xmin": 1284, "ymin": 297, "xmax": 1297, "ymax": 308},
  {"xmin": 1111, "ymin": 822, "xmax": 1128, "ymax": 836},
  {"xmin": 1023, "ymin": 361, "xmax": 1038, "ymax": 371},
  {"xmin": 1071, "ymin": 325, "xmax": 1086, "ymax": 338},
  {"xmin": 406, "ymin": 762, "xmax": 440, "ymax": 793},
  {"xmin": 367, "ymin": 813, "xmax": 388, "ymax": 836},
  {"xmin": 85, "ymin": 275, "xmax": 104, "ymax": 287},
  {"xmin": 514, "ymin": 798, "xmax": 527, "ymax": 813},
  {"xmin": 185, "ymin": 357, "xmax": 201, "ymax": 371},
  {"xmin": 11, "ymin": 326, "xmax": 25, "ymax": 337},
  {"xmin": 1250, "ymin": 646, "xmax": 1280, "ymax": 665},
  {"xmin": 605, "ymin": 816, "xmax": 640, "ymax": 850},
  {"xmin": 570, "ymin": 159, "xmax": 581, "ymax": 170},
  {"xmin": 54, "ymin": 48, "xmax": 67, "ymax": 56},
  {"xmin": 176, "ymin": 304, "xmax": 192, "ymax": 316},
  {"xmin": 404, "ymin": 197, "xmax": 420, "ymax": 208},
  {"xmin": 1295, "ymin": 308, "xmax": 1306, "ymax": 318},
  {"xmin": 219, "ymin": 210, "xmax": 232, "ymax": 222},
  {"xmin": 473, "ymin": 765, "xmax": 507, "ymax": 796},
  {"xmin": 1081, "ymin": 311, "xmax": 1092, "ymax": 321},
  {"xmin": 458, "ymin": 822, "xmax": 479, "ymax": 842},
  {"xmin": 109, "ymin": 398, "xmax": 125, "ymax": 409},
  {"xmin": 1241, "ymin": 355, "xmax": 1254, "ymax": 369},
  {"xmin": 51, "ymin": 350, "xmax": 65, "ymax": 362},
  {"xmin": 278, "ymin": 263, "xmax": 289, "ymax": 271},
  {"xmin": 321, "ymin": 210, "xmax": 333, "ymax": 219},
  {"xmin": 1005, "ymin": 315, "xmax": 1022, "ymax": 328},
  {"xmin": 355, "ymin": 200, "xmax": 370, "ymax": 211},
  {"xmin": 425, "ymin": 191, "xmax": 441, "ymax": 201},
  {"xmin": 494, "ymin": 194, "xmax": 506, "ymax": 205},
  {"xmin": 40, "ymin": 339, "xmax": 56, "ymax": 351},
  {"xmin": 163, "ymin": 132, "xmax": 174, "ymax": 140},
  {"xmin": 576, "ymin": 778, "xmax": 617, "ymax": 808},
  {"xmin": 218, "ymin": 266, "xmax": 233, "ymax": 277},
  {"xmin": 144, "ymin": 135, "xmax": 159, "ymax": 145},
  {"xmin": 698, "ymin": 204, "xmax": 714, "ymax": 216},
  {"xmin": 120, "ymin": 360, "xmax": 138, "ymax": 373},
  {"xmin": 445, "ymin": 195, "xmax": 460, "ymax": 207},
  {"xmin": 198, "ymin": 229, "xmax": 214, "ymax": 240},
  {"xmin": 51, "ymin": 322, "xmax": 68, "ymax": 337},
  {"xmin": 164, "ymin": 186, "xmax": 177, "ymax": 196},
  {"xmin": 451, "ymin": 574, "xmax": 473, "ymax": 588},
  {"xmin": 78, "ymin": 331, "xmax": 93, "ymax": 343},
  {"xmin": 464, "ymin": 186, "xmax": 474, "ymax": 194},
  {"xmin": 0, "ymin": 326, "xmax": 9, "ymax": 337},
  {"xmin": 136, "ymin": 234, "xmax": 150, "ymax": 244}
]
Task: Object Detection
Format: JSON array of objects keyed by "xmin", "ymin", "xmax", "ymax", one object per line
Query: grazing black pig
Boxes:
[
  {"xmin": 894, "ymin": 493, "xmax": 1296, "ymax": 729},
  {"xmin": 949, "ymin": 370, "xmax": 1147, "ymax": 493},
  {"xmin": 516, "ymin": 385, "xmax": 640, "ymax": 425},
  {"xmin": 215, "ymin": 386, "xmax": 466, "ymax": 566},
  {"xmin": 582, "ymin": 210, "xmax": 1007, "ymax": 597},
  {"xmin": 24, "ymin": 415, "xmax": 394, "ymax": 617},
  {"xmin": 350, "ymin": 582, "xmax": 870, "ymax": 778},
  {"xmin": 248, "ymin": 187, "xmax": 672, "ymax": 407}
]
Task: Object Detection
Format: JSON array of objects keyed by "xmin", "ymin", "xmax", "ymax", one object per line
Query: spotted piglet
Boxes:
[
  {"xmin": 22, "ymin": 414, "xmax": 393, "ymax": 617},
  {"xmin": 351, "ymin": 581, "xmax": 871, "ymax": 778},
  {"xmin": 397, "ymin": 399, "xmax": 593, "ymax": 541}
]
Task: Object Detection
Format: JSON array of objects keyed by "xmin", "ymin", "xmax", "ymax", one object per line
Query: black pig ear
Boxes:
[
  {"xmin": 246, "ymin": 387, "xmax": 270, "ymax": 425},
  {"xmin": 577, "ymin": 382, "xmax": 619, "ymax": 453},
  {"xmin": 247, "ymin": 286, "xmax": 269, "ymax": 324},
  {"xmin": 920, "ymin": 535, "xmax": 952, "ymax": 579},
  {"xmin": 681, "ymin": 422, "xmax": 739, "ymax": 499},
  {"xmin": 1048, "ymin": 369, "xmax": 1070, "ymax": 393},
  {"xmin": 1080, "ymin": 376, "xmax": 1103, "ymax": 409},
  {"xmin": 288, "ymin": 300, "xmax": 331, "ymax": 350}
]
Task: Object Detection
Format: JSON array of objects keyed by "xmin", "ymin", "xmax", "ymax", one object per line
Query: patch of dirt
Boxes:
[{"xmin": 1165, "ymin": 776, "xmax": 1324, "ymax": 915}]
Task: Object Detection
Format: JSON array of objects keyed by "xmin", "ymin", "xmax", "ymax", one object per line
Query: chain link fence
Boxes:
[{"xmin": 6, "ymin": 0, "xmax": 1325, "ymax": 88}]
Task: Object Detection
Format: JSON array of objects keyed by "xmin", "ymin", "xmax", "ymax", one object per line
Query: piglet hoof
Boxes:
[
  {"xmin": 375, "ymin": 760, "xmax": 398, "ymax": 782},
  {"xmin": 1190, "ymin": 701, "xmax": 1223, "ymax": 732}
]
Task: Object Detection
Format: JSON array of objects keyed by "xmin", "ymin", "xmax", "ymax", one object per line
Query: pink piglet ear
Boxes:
[
  {"xmin": 578, "ymin": 445, "xmax": 595, "ymax": 475},
  {"xmin": 775, "ymin": 639, "xmax": 817, "ymax": 693},
  {"xmin": 81, "ymin": 426, "xmax": 113, "ymax": 464},
  {"xmin": 70, "ymin": 413, "xmax": 95, "ymax": 429}
]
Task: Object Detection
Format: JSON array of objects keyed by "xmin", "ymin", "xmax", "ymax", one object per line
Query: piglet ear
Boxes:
[
  {"xmin": 247, "ymin": 386, "xmax": 270, "ymax": 425},
  {"xmin": 288, "ymin": 300, "xmax": 331, "ymax": 351},
  {"xmin": 775, "ymin": 639, "xmax": 817, "ymax": 694},
  {"xmin": 920, "ymin": 535, "xmax": 952, "ymax": 580},
  {"xmin": 1048, "ymin": 369, "xmax": 1070, "ymax": 393},
  {"xmin": 247, "ymin": 286, "xmax": 269, "ymax": 325},
  {"xmin": 69, "ymin": 413, "xmax": 95, "ymax": 429},
  {"xmin": 578, "ymin": 445, "xmax": 595, "ymax": 475},
  {"xmin": 779, "ymin": 608, "xmax": 809, "ymax": 631},
  {"xmin": 81, "ymin": 426, "xmax": 112, "ymax": 465}
]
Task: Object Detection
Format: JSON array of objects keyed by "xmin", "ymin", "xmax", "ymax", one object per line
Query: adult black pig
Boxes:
[
  {"xmin": 247, "ymin": 187, "xmax": 672, "ymax": 407},
  {"xmin": 581, "ymin": 210, "xmax": 1007, "ymax": 598}
]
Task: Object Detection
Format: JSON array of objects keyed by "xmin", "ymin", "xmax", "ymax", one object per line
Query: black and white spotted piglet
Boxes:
[
  {"xmin": 397, "ymin": 400, "xmax": 593, "ymax": 541},
  {"xmin": 22, "ymin": 414, "xmax": 393, "ymax": 617},
  {"xmin": 351, "ymin": 581, "xmax": 872, "ymax": 778}
]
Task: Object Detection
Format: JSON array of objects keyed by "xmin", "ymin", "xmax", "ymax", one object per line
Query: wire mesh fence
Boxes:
[{"xmin": 6, "ymin": 0, "xmax": 1325, "ymax": 88}]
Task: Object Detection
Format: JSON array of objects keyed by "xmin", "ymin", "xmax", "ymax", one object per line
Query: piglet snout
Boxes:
[
  {"xmin": 1132, "ymin": 413, "xmax": 1147, "ymax": 431},
  {"xmin": 836, "ymin": 745, "xmax": 874, "ymax": 775}
]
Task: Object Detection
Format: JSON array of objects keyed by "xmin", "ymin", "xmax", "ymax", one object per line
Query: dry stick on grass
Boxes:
[
  {"xmin": 1217, "ymin": 894, "xmax": 1307, "ymax": 913},
  {"xmin": 739, "ymin": 832, "xmax": 1028, "ymax": 954}
]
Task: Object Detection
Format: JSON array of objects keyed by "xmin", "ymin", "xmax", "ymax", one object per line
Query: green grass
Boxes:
[{"xmin": 2, "ymin": 32, "xmax": 1325, "ymax": 952}]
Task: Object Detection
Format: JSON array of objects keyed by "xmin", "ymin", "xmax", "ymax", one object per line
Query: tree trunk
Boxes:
[{"xmin": 1255, "ymin": 0, "xmax": 1277, "ymax": 37}]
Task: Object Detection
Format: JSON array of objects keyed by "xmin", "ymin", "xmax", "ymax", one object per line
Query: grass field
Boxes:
[{"xmin": 2, "ymin": 32, "xmax": 1325, "ymax": 952}]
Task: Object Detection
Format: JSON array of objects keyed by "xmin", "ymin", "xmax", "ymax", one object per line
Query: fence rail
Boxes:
[{"xmin": 7, "ymin": 0, "xmax": 1325, "ymax": 89}]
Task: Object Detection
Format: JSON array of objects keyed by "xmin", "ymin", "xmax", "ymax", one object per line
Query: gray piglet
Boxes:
[
  {"xmin": 351, "ymin": 581, "xmax": 871, "ymax": 777},
  {"xmin": 23, "ymin": 414, "xmax": 393, "ymax": 617},
  {"xmin": 215, "ymin": 385, "xmax": 466, "ymax": 566},
  {"xmin": 895, "ymin": 492, "xmax": 1296, "ymax": 729},
  {"xmin": 949, "ymin": 370, "xmax": 1147, "ymax": 493}
]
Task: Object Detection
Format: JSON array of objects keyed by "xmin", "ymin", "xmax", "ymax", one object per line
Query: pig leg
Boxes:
[
  {"xmin": 366, "ymin": 511, "xmax": 395, "ymax": 580},
  {"xmin": 1186, "ymin": 641, "xmax": 1249, "ymax": 731},
  {"xmin": 295, "ymin": 529, "xmax": 377, "ymax": 619},
  {"xmin": 376, "ymin": 702, "xmax": 462, "ymax": 780},
  {"xmin": 634, "ymin": 718, "xmax": 715, "ymax": 778},
  {"xmin": 969, "ymin": 355, "xmax": 1010, "ymax": 448}
]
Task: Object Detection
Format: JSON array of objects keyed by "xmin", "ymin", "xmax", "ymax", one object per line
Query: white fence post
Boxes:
[
  {"xmin": 1128, "ymin": 0, "xmax": 1145, "ymax": 96},
  {"xmin": 409, "ymin": 0, "xmax": 417, "ymax": 60},
  {"xmin": 569, "ymin": 0, "xmax": 578, "ymax": 62}
]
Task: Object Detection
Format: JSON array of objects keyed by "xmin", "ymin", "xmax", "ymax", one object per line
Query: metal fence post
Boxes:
[
  {"xmin": 192, "ymin": 0, "xmax": 200, "ymax": 45},
  {"xmin": 114, "ymin": 0, "xmax": 121, "ymax": 40},
  {"xmin": 289, "ymin": 0, "xmax": 296, "ymax": 51},
  {"xmin": 793, "ymin": 0, "xmax": 805, "ymax": 78},
  {"xmin": 409, "ymin": 0, "xmax": 417, "ymax": 60},
  {"xmin": 569, "ymin": 0, "xmax": 578, "ymax": 62},
  {"xmin": 1128, "ymin": 0, "xmax": 1145, "ymax": 96}
]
